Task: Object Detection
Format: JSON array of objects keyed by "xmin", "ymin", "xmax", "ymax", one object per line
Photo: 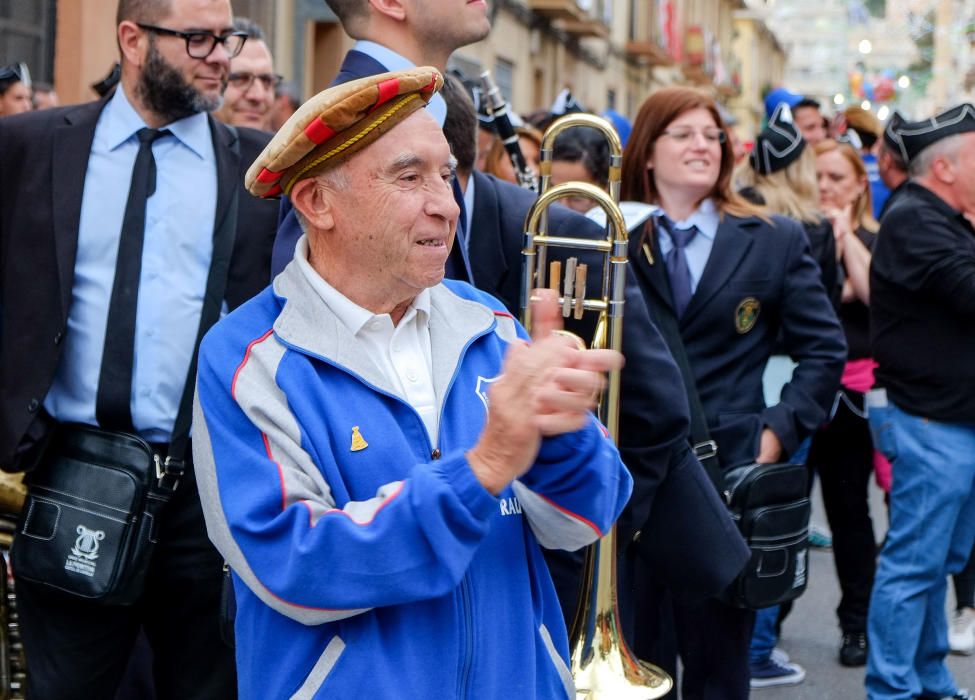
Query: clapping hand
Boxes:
[{"xmin": 466, "ymin": 290, "xmax": 623, "ymax": 495}]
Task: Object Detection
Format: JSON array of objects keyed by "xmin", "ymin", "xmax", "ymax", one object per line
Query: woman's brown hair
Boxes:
[
  {"xmin": 620, "ymin": 86, "xmax": 764, "ymax": 219},
  {"xmin": 483, "ymin": 125, "xmax": 543, "ymax": 181}
]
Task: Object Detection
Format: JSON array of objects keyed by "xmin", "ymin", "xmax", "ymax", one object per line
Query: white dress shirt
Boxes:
[{"xmin": 295, "ymin": 237, "xmax": 439, "ymax": 445}]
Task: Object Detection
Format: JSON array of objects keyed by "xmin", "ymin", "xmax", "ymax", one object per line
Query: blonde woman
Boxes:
[
  {"xmin": 808, "ymin": 136, "xmax": 883, "ymax": 667},
  {"xmin": 740, "ymin": 104, "xmax": 838, "ymax": 303}
]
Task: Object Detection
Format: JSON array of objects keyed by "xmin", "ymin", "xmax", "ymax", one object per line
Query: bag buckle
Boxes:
[
  {"xmin": 153, "ymin": 454, "xmax": 184, "ymax": 491},
  {"xmin": 692, "ymin": 440, "xmax": 718, "ymax": 461}
]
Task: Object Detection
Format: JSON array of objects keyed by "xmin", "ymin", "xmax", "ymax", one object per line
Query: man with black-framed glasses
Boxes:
[
  {"xmin": 213, "ymin": 17, "xmax": 279, "ymax": 132},
  {"xmin": 0, "ymin": 0, "xmax": 279, "ymax": 697}
]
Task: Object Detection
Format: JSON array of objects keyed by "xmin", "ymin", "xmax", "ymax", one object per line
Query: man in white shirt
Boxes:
[{"xmin": 193, "ymin": 68, "xmax": 632, "ymax": 699}]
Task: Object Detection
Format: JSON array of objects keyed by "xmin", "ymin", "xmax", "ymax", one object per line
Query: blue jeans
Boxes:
[
  {"xmin": 865, "ymin": 400, "xmax": 975, "ymax": 700},
  {"xmin": 749, "ymin": 605, "xmax": 780, "ymax": 664}
]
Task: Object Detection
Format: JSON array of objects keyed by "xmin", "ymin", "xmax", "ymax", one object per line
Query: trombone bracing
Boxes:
[{"xmin": 520, "ymin": 114, "xmax": 673, "ymax": 699}]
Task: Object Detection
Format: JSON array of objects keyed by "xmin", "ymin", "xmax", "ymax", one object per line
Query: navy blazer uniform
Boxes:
[{"xmin": 630, "ymin": 212, "xmax": 847, "ymax": 471}]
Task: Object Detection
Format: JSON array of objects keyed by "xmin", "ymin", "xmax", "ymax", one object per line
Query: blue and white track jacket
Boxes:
[{"xmin": 192, "ymin": 262, "xmax": 632, "ymax": 700}]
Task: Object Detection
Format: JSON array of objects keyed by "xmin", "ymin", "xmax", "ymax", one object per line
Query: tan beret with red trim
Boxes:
[{"xmin": 245, "ymin": 67, "xmax": 443, "ymax": 198}]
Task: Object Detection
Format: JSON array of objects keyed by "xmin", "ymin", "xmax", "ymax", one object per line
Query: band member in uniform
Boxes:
[
  {"xmin": 192, "ymin": 68, "xmax": 631, "ymax": 699},
  {"xmin": 867, "ymin": 104, "xmax": 975, "ymax": 700},
  {"xmin": 621, "ymin": 86, "xmax": 846, "ymax": 699},
  {"xmin": 439, "ymin": 74, "xmax": 750, "ymax": 632}
]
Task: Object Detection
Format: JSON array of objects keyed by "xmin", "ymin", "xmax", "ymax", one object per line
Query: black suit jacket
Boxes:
[
  {"xmin": 467, "ymin": 172, "xmax": 749, "ymax": 603},
  {"xmin": 0, "ymin": 98, "xmax": 278, "ymax": 467},
  {"xmin": 631, "ymin": 213, "xmax": 847, "ymax": 471}
]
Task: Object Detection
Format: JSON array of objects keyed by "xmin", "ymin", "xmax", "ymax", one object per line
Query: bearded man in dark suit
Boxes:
[{"xmin": 0, "ymin": 0, "xmax": 278, "ymax": 697}]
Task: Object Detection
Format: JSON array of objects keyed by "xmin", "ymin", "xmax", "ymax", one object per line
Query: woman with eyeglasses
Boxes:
[
  {"xmin": 0, "ymin": 63, "xmax": 33, "ymax": 117},
  {"xmin": 620, "ymin": 86, "xmax": 846, "ymax": 699}
]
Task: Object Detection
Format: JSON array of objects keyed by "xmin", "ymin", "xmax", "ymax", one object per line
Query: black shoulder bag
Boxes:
[
  {"xmin": 640, "ymin": 227, "xmax": 810, "ymax": 610},
  {"xmin": 11, "ymin": 130, "xmax": 239, "ymax": 605}
]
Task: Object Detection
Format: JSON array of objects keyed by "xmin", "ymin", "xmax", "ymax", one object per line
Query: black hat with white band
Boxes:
[
  {"xmin": 891, "ymin": 103, "xmax": 975, "ymax": 163},
  {"xmin": 750, "ymin": 103, "xmax": 805, "ymax": 175}
]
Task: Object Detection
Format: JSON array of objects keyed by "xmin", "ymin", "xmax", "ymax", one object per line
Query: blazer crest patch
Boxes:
[{"xmin": 735, "ymin": 297, "xmax": 761, "ymax": 334}]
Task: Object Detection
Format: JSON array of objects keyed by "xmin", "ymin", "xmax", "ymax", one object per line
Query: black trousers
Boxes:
[
  {"xmin": 624, "ymin": 545, "xmax": 753, "ymax": 700},
  {"xmin": 953, "ymin": 543, "xmax": 975, "ymax": 610},
  {"xmin": 15, "ymin": 469, "xmax": 235, "ymax": 700},
  {"xmin": 806, "ymin": 389, "xmax": 877, "ymax": 634}
]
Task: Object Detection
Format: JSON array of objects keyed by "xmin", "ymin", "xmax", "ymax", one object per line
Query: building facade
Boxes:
[{"xmin": 2, "ymin": 0, "xmax": 785, "ymax": 139}]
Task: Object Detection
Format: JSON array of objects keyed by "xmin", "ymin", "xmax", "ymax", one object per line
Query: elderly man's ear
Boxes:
[{"xmin": 290, "ymin": 177, "xmax": 336, "ymax": 232}]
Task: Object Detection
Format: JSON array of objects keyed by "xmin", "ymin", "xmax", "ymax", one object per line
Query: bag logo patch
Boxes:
[
  {"xmin": 65, "ymin": 525, "xmax": 105, "ymax": 578},
  {"xmin": 735, "ymin": 297, "xmax": 761, "ymax": 334}
]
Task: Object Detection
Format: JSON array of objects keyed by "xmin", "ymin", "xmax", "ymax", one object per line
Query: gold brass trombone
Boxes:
[{"xmin": 521, "ymin": 115, "xmax": 673, "ymax": 700}]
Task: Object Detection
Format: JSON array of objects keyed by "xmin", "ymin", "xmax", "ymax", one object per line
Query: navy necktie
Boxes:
[
  {"xmin": 445, "ymin": 176, "xmax": 473, "ymax": 283},
  {"xmin": 659, "ymin": 217, "xmax": 699, "ymax": 318},
  {"xmin": 96, "ymin": 127, "xmax": 170, "ymax": 431}
]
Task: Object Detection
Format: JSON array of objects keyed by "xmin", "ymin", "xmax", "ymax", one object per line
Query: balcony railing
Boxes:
[
  {"xmin": 525, "ymin": 0, "xmax": 588, "ymax": 22},
  {"xmin": 625, "ymin": 40, "xmax": 674, "ymax": 66}
]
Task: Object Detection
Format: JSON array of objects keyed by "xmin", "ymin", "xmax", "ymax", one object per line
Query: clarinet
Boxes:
[{"xmin": 479, "ymin": 71, "xmax": 537, "ymax": 192}]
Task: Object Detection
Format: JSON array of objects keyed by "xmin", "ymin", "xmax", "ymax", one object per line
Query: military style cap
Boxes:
[
  {"xmin": 245, "ymin": 67, "xmax": 443, "ymax": 198},
  {"xmin": 750, "ymin": 103, "xmax": 805, "ymax": 175},
  {"xmin": 882, "ymin": 111, "xmax": 906, "ymax": 155},
  {"xmin": 887, "ymin": 103, "xmax": 975, "ymax": 163}
]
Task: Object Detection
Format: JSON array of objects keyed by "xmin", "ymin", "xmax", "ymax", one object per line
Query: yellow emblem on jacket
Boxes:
[
  {"xmin": 350, "ymin": 426, "xmax": 368, "ymax": 452},
  {"xmin": 735, "ymin": 297, "xmax": 760, "ymax": 334}
]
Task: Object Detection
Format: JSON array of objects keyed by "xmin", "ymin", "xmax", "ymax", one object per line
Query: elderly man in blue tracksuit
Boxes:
[{"xmin": 192, "ymin": 68, "xmax": 631, "ymax": 699}]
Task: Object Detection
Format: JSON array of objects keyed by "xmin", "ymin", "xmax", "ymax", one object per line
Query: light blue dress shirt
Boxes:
[
  {"xmin": 353, "ymin": 40, "xmax": 447, "ymax": 126},
  {"xmin": 655, "ymin": 198, "xmax": 720, "ymax": 294},
  {"xmin": 44, "ymin": 85, "xmax": 217, "ymax": 443}
]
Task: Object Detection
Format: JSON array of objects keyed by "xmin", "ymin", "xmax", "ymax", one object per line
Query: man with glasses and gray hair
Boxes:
[
  {"xmin": 213, "ymin": 17, "xmax": 280, "ymax": 132},
  {"xmin": 0, "ymin": 0, "xmax": 278, "ymax": 697}
]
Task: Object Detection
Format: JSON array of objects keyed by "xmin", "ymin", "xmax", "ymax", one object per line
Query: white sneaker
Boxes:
[{"xmin": 949, "ymin": 608, "xmax": 975, "ymax": 655}]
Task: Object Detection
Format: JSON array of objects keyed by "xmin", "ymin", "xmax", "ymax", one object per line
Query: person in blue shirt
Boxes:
[{"xmin": 194, "ymin": 68, "xmax": 632, "ymax": 700}]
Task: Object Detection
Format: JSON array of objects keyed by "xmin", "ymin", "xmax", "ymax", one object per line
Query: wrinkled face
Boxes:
[
  {"xmin": 648, "ymin": 107, "xmax": 722, "ymax": 199},
  {"xmin": 137, "ymin": 0, "xmax": 233, "ymax": 119},
  {"xmin": 324, "ymin": 110, "xmax": 460, "ymax": 303},
  {"xmin": 0, "ymin": 82, "xmax": 32, "ymax": 116},
  {"xmin": 816, "ymin": 148, "xmax": 864, "ymax": 210},
  {"xmin": 550, "ymin": 159, "xmax": 598, "ymax": 213},
  {"xmin": 493, "ymin": 135, "xmax": 539, "ymax": 185},
  {"xmin": 214, "ymin": 40, "xmax": 275, "ymax": 130},
  {"xmin": 410, "ymin": 0, "xmax": 491, "ymax": 53},
  {"xmin": 794, "ymin": 106, "xmax": 827, "ymax": 146}
]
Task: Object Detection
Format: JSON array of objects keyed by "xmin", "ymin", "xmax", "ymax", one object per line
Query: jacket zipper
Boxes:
[
  {"xmin": 281, "ymin": 319, "xmax": 497, "ymax": 699},
  {"xmin": 457, "ymin": 573, "xmax": 474, "ymax": 700}
]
